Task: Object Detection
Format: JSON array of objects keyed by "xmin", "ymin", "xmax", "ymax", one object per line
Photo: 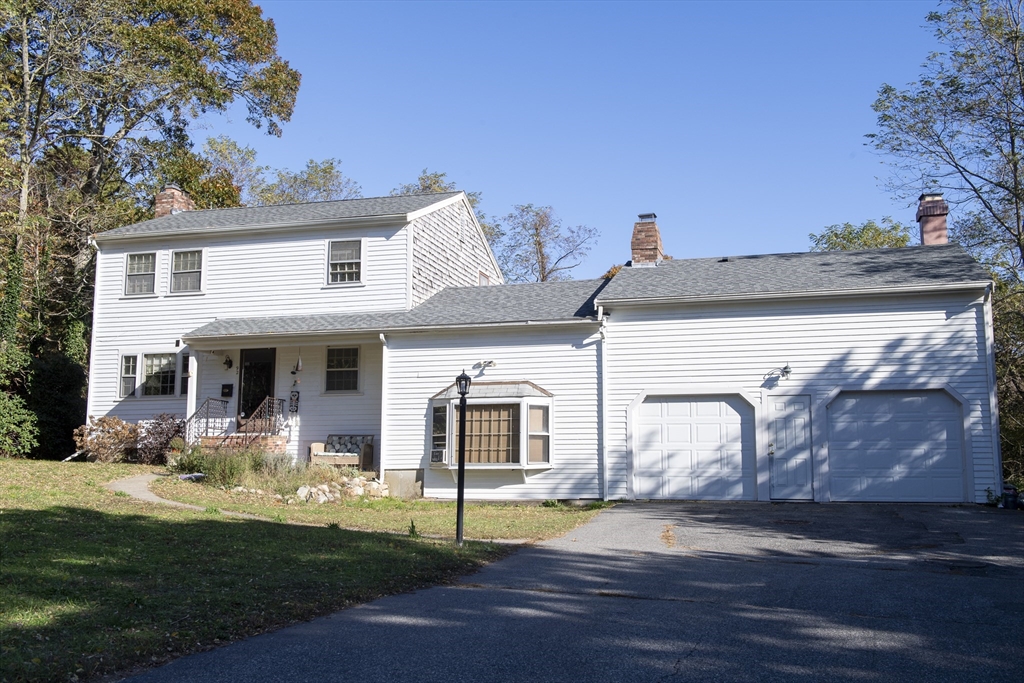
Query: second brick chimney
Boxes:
[
  {"xmin": 916, "ymin": 193, "xmax": 949, "ymax": 245},
  {"xmin": 631, "ymin": 213, "xmax": 664, "ymax": 266},
  {"xmin": 154, "ymin": 184, "xmax": 195, "ymax": 218}
]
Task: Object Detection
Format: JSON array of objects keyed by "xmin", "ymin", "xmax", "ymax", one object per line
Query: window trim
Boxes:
[
  {"xmin": 117, "ymin": 350, "xmax": 191, "ymax": 399},
  {"xmin": 124, "ymin": 252, "xmax": 157, "ymax": 297},
  {"xmin": 141, "ymin": 353, "xmax": 178, "ymax": 397},
  {"xmin": 324, "ymin": 237, "xmax": 366, "ymax": 288},
  {"xmin": 428, "ymin": 396, "xmax": 554, "ymax": 470},
  {"xmin": 120, "ymin": 354, "xmax": 138, "ymax": 398},
  {"xmin": 323, "ymin": 345, "xmax": 361, "ymax": 394},
  {"xmin": 168, "ymin": 248, "xmax": 206, "ymax": 295}
]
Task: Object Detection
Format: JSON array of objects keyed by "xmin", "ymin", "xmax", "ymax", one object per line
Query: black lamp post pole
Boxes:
[{"xmin": 455, "ymin": 371, "xmax": 471, "ymax": 548}]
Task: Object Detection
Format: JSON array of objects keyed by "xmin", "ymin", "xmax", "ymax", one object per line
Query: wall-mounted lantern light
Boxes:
[
  {"xmin": 223, "ymin": 355, "xmax": 233, "ymax": 370},
  {"xmin": 763, "ymin": 363, "xmax": 792, "ymax": 381}
]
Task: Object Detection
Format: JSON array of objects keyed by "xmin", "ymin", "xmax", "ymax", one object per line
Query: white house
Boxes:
[{"xmin": 87, "ymin": 189, "xmax": 1001, "ymax": 503}]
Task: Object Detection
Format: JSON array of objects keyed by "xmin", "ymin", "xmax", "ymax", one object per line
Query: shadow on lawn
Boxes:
[{"xmin": 0, "ymin": 505, "xmax": 500, "ymax": 683}]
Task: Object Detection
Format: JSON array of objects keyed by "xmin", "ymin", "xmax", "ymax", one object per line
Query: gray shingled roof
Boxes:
[
  {"xmin": 183, "ymin": 279, "xmax": 607, "ymax": 340},
  {"xmin": 597, "ymin": 244, "xmax": 990, "ymax": 303},
  {"xmin": 97, "ymin": 192, "xmax": 463, "ymax": 240}
]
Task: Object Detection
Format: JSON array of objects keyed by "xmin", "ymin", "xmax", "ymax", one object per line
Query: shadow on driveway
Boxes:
[{"xmin": 128, "ymin": 503, "xmax": 1024, "ymax": 683}]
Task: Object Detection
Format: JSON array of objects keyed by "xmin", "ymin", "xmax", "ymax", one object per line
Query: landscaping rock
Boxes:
[
  {"xmin": 351, "ymin": 486, "xmax": 364, "ymax": 497},
  {"xmin": 296, "ymin": 485, "xmax": 311, "ymax": 500}
]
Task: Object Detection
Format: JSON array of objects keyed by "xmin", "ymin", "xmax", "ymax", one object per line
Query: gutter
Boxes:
[
  {"xmin": 181, "ymin": 318, "xmax": 601, "ymax": 347},
  {"xmin": 595, "ymin": 281, "xmax": 993, "ymax": 307}
]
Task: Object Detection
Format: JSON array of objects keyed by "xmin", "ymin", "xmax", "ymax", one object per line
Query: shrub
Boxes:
[
  {"xmin": 0, "ymin": 391, "xmax": 39, "ymax": 457},
  {"xmin": 136, "ymin": 414, "xmax": 184, "ymax": 465},
  {"xmin": 73, "ymin": 416, "xmax": 139, "ymax": 463}
]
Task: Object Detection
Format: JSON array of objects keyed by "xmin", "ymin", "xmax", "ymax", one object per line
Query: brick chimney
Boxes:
[
  {"xmin": 154, "ymin": 184, "xmax": 195, "ymax": 218},
  {"xmin": 916, "ymin": 193, "xmax": 949, "ymax": 245},
  {"xmin": 631, "ymin": 213, "xmax": 664, "ymax": 266}
]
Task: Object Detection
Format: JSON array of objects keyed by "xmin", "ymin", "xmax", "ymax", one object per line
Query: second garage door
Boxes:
[
  {"xmin": 828, "ymin": 390, "xmax": 966, "ymax": 502},
  {"xmin": 634, "ymin": 395, "xmax": 756, "ymax": 500}
]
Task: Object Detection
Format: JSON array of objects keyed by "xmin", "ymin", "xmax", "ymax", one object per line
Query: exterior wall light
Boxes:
[{"xmin": 223, "ymin": 355, "xmax": 233, "ymax": 370}]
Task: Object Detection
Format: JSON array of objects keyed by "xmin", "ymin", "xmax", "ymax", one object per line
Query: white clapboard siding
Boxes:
[
  {"xmin": 384, "ymin": 326, "xmax": 601, "ymax": 500},
  {"xmin": 410, "ymin": 199, "xmax": 503, "ymax": 306},
  {"xmin": 603, "ymin": 292, "xmax": 997, "ymax": 503},
  {"xmin": 87, "ymin": 221, "xmax": 408, "ymax": 419}
]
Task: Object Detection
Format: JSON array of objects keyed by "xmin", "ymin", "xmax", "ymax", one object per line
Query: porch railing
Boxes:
[
  {"xmin": 226, "ymin": 396, "xmax": 286, "ymax": 450},
  {"xmin": 184, "ymin": 398, "xmax": 230, "ymax": 445}
]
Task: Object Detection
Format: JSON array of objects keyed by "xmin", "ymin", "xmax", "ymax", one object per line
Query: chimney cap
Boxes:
[
  {"xmin": 160, "ymin": 183, "xmax": 184, "ymax": 193},
  {"xmin": 637, "ymin": 213, "xmax": 657, "ymax": 222},
  {"xmin": 918, "ymin": 192, "xmax": 944, "ymax": 202}
]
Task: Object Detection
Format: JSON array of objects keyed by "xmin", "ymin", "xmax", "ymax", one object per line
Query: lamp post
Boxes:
[{"xmin": 455, "ymin": 370, "xmax": 471, "ymax": 547}]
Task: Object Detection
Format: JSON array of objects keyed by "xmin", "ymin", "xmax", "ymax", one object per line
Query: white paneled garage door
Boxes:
[
  {"xmin": 828, "ymin": 390, "xmax": 966, "ymax": 502},
  {"xmin": 634, "ymin": 395, "xmax": 756, "ymax": 500}
]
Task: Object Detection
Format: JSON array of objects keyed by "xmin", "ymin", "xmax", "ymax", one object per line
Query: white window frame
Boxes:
[
  {"xmin": 120, "ymin": 354, "xmax": 138, "ymax": 397},
  {"xmin": 323, "ymin": 345, "xmax": 360, "ymax": 394},
  {"xmin": 124, "ymin": 252, "xmax": 157, "ymax": 297},
  {"xmin": 118, "ymin": 350, "xmax": 191, "ymax": 399},
  {"xmin": 428, "ymin": 396, "xmax": 554, "ymax": 470},
  {"xmin": 324, "ymin": 238, "xmax": 365, "ymax": 287},
  {"xmin": 168, "ymin": 248, "xmax": 205, "ymax": 295}
]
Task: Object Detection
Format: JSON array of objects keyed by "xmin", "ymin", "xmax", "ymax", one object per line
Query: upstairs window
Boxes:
[
  {"xmin": 329, "ymin": 240, "xmax": 361, "ymax": 284},
  {"xmin": 125, "ymin": 253, "xmax": 156, "ymax": 295},
  {"xmin": 325, "ymin": 347, "xmax": 359, "ymax": 391},
  {"xmin": 171, "ymin": 250, "xmax": 202, "ymax": 292},
  {"xmin": 142, "ymin": 354, "xmax": 176, "ymax": 396}
]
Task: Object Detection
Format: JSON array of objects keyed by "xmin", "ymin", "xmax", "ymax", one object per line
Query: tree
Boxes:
[
  {"xmin": 391, "ymin": 168, "xmax": 501, "ymax": 242},
  {"xmin": 809, "ymin": 218, "xmax": 914, "ymax": 251},
  {"xmin": 869, "ymin": 0, "xmax": 1024, "ymax": 486},
  {"xmin": 203, "ymin": 136, "xmax": 269, "ymax": 206},
  {"xmin": 496, "ymin": 204, "xmax": 598, "ymax": 283},
  {"xmin": 255, "ymin": 159, "xmax": 361, "ymax": 205},
  {"xmin": 869, "ymin": 0, "xmax": 1024, "ymax": 281}
]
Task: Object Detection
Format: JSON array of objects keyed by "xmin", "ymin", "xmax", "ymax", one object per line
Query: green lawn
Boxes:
[
  {"xmin": 0, "ymin": 460, "xmax": 538, "ymax": 683},
  {"xmin": 152, "ymin": 475, "xmax": 607, "ymax": 540}
]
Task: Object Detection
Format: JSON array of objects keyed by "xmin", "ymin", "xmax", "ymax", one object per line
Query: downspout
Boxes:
[
  {"xmin": 598, "ymin": 306, "xmax": 609, "ymax": 501},
  {"xmin": 983, "ymin": 285, "xmax": 1003, "ymax": 497},
  {"xmin": 379, "ymin": 333, "xmax": 389, "ymax": 485}
]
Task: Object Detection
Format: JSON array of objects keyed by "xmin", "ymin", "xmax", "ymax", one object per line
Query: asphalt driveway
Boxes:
[{"xmin": 125, "ymin": 503, "xmax": 1023, "ymax": 682}]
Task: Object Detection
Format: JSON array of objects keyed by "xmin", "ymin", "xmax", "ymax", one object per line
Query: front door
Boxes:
[
  {"xmin": 239, "ymin": 348, "xmax": 276, "ymax": 419},
  {"xmin": 769, "ymin": 395, "xmax": 814, "ymax": 500}
]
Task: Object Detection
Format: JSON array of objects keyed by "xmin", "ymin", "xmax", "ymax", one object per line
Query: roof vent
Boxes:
[{"xmin": 719, "ymin": 257, "xmax": 729, "ymax": 262}]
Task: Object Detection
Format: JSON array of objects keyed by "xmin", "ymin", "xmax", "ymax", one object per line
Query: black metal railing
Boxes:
[
  {"xmin": 184, "ymin": 398, "xmax": 230, "ymax": 444},
  {"xmin": 226, "ymin": 396, "xmax": 285, "ymax": 449}
]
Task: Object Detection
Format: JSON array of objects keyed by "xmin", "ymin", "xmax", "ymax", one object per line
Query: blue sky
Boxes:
[{"xmin": 203, "ymin": 0, "xmax": 941, "ymax": 279}]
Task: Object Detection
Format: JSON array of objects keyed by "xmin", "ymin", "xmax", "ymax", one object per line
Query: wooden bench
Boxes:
[{"xmin": 309, "ymin": 435, "xmax": 374, "ymax": 472}]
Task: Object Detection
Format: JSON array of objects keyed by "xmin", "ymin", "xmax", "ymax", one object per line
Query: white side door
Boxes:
[{"xmin": 768, "ymin": 395, "xmax": 813, "ymax": 500}]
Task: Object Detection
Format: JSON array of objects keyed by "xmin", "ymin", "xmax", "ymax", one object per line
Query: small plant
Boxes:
[
  {"xmin": 326, "ymin": 521, "xmax": 340, "ymax": 529},
  {"xmin": 273, "ymin": 513, "xmax": 286, "ymax": 523},
  {"xmin": 408, "ymin": 519, "xmax": 419, "ymax": 537},
  {"xmin": 113, "ymin": 490, "xmax": 129, "ymax": 498},
  {"xmin": 204, "ymin": 506, "xmax": 220, "ymax": 515},
  {"xmin": 541, "ymin": 499, "xmax": 564, "ymax": 509}
]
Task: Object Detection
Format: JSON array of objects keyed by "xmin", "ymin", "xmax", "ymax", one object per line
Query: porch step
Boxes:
[{"xmin": 199, "ymin": 435, "xmax": 287, "ymax": 455}]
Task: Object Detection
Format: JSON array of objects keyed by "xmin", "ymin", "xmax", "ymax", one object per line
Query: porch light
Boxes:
[
  {"xmin": 223, "ymin": 355, "xmax": 233, "ymax": 370},
  {"xmin": 781, "ymin": 363, "xmax": 792, "ymax": 380},
  {"xmin": 455, "ymin": 370, "xmax": 471, "ymax": 547}
]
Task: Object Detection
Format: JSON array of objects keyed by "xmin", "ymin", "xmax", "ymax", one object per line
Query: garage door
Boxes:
[
  {"xmin": 634, "ymin": 395, "xmax": 756, "ymax": 500},
  {"xmin": 828, "ymin": 391, "xmax": 965, "ymax": 502}
]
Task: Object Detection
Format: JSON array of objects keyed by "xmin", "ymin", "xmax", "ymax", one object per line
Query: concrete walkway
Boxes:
[
  {"xmin": 123, "ymin": 501, "xmax": 1024, "ymax": 683},
  {"xmin": 105, "ymin": 474, "xmax": 264, "ymax": 520}
]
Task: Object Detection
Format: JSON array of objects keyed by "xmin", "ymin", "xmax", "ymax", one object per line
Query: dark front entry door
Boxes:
[{"xmin": 239, "ymin": 348, "xmax": 275, "ymax": 419}]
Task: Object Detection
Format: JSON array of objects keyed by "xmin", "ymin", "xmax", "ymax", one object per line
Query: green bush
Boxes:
[{"xmin": 0, "ymin": 391, "xmax": 39, "ymax": 457}]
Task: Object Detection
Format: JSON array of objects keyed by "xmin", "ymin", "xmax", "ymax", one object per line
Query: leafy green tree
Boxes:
[
  {"xmin": 869, "ymin": 0, "xmax": 1023, "ymax": 281},
  {"xmin": 869, "ymin": 0, "xmax": 1024, "ymax": 486},
  {"xmin": 256, "ymin": 158, "xmax": 361, "ymax": 205},
  {"xmin": 496, "ymin": 204, "xmax": 598, "ymax": 283},
  {"xmin": 391, "ymin": 168, "xmax": 501, "ymax": 242},
  {"xmin": 203, "ymin": 136, "xmax": 269, "ymax": 206},
  {"xmin": 809, "ymin": 218, "xmax": 914, "ymax": 252}
]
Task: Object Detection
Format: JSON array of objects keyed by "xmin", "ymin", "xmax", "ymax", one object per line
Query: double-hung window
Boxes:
[
  {"xmin": 171, "ymin": 250, "xmax": 202, "ymax": 292},
  {"xmin": 142, "ymin": 354, "xmax": 177, "ymax": 396},
  {"xmin": 429, "ymin": 382, "xmax": 553, "ymax": 469},
  {"xmin": 125, "ymin": 253, "xmax": 156, "ymax": 295},
  {"xmin": 325, "ymin": 347, "xmax": 358, "ymax": 391},
  {"xmin": 120, "ymin": 355, "xmax": 138, "ymax": 397},
  {"xmin": 328, "ymin": 240, "xmax": 361, "ymax": 284}
]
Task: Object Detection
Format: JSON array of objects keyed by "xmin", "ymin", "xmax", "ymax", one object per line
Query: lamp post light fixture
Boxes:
[{"xmin": 455, "ymin": 370, "xmax": 471, "ymax": 547}]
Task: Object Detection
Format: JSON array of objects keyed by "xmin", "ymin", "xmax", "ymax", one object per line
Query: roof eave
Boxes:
[
  {"xmin": 94, "ymin": 213, "xmax": 411, "ymax": 243},
  {"xmin": 596, "ymin": 281, "xmax": 992, "ymax": 307},
  {"xmin": 181, "ymin": 317, "xmax": 599, "ymax": 347}
]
